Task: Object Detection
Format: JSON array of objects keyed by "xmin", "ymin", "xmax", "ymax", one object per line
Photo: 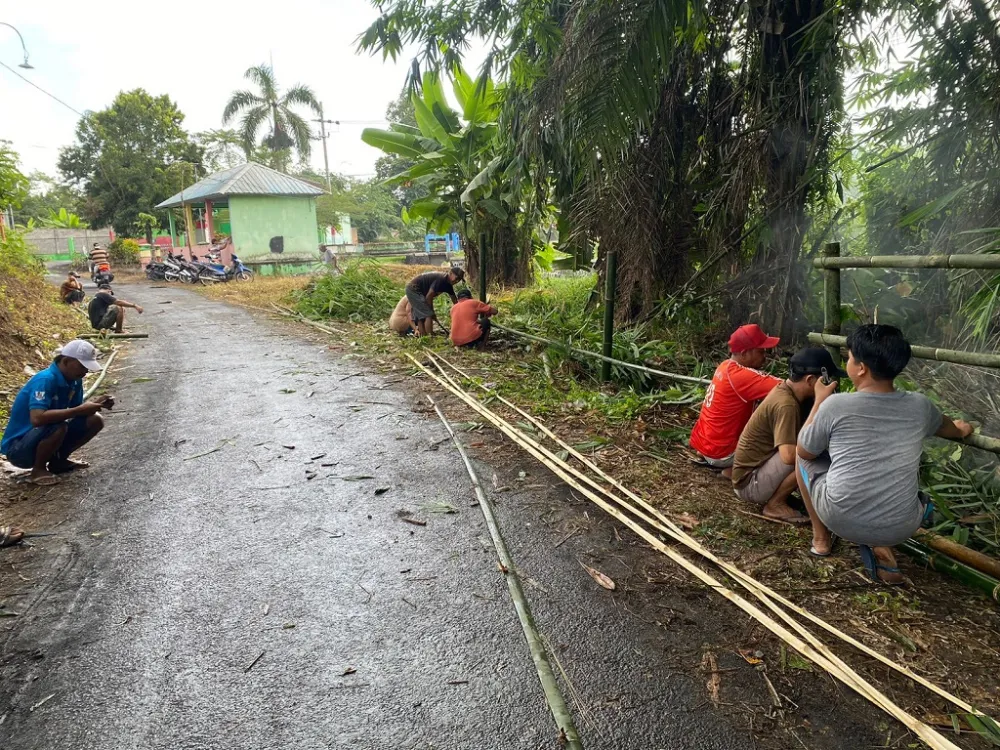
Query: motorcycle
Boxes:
[
  {"xmin": 197, "ymin": 251, "xmax": 254, "ymax": 283},
  {"xmin": 164, "ymin": 253, "xmax": 198, "ymax": 284},
  {"xmin": 92, "ymin": 263, "xmax": 114, "ymax": 286},
  {"xmin": 145, "ymin": 257, "xmax": 167, "ymax": 280}
]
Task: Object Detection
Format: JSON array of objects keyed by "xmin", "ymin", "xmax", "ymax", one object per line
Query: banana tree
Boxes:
[{"xmin": 362, "ymin": 67, "xmax": 530, "ymax": 285}]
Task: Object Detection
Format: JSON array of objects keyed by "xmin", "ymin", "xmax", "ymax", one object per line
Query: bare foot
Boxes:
[
  {"xmin": 873, "ymin": 546, "xmax": 904, "ymax": 584},
  {"xmin": 763, "ymin": 498, "xmax": 809, "ymax": 524},
  {"xmin": 49, "ymin": 458, "xmax": 90, "ymax": 474},
  {"xmin": 810, "ymin": 534, "xmax": 834, "ymax": 557}
]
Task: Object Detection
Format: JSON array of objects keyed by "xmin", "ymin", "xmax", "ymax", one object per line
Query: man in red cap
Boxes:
[{"xmin": 689, "ymin": 324, "xmax": 781, "ymax": 476}]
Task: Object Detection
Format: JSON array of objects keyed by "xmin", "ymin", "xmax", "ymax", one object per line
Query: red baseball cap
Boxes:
[{"xmin": 729, "ymin": 324, "xmax": 780, "ymax": 354}]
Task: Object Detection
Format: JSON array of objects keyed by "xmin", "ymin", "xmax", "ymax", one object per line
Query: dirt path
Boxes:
[{"xmin": 0, "ymin": 283, "xmax": 883, "ymax": 749}]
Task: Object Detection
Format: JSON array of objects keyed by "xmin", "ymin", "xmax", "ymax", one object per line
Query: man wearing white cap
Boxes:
[{"xmin": 0, "ymin": 340, "xmax": 112, "ymax": 486}]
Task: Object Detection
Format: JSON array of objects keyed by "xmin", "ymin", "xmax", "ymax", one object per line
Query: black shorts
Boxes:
[{"xmin": 93, "ymin": 307, "xmax": 118, "ymax": 330}]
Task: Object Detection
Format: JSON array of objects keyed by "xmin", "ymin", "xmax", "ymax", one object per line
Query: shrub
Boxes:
[
  {"xmin": 0, "ymin": 231, "xmax": 43, "ymax": 280},
  {"xmin": 295, "ymin": 262, "xmax": 404, "ymax": 322},
  {"xmin": 108, "ymin": 237, "xmax": 141, "ymax": 266}
]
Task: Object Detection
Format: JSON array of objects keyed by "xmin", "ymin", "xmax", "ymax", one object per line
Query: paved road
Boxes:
[{"xmin": 0, "ymin": 283, "xmax": 862, "ymax": 749}]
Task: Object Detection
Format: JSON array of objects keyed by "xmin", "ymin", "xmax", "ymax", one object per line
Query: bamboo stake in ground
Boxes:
[
  {"xmin": 431, "ymin": 352, "xmax": 985, "ymax": 716},
  {"xmin": 84, "ymin": 348, "xmax": 119, "ymax": 400},
  {"xmin": 428, "ymin": 395, "xmax": 583, "ymax": 750},
  {"xmin": 410, "ymin": 354, "xmax": 968, "ymax": 750}
]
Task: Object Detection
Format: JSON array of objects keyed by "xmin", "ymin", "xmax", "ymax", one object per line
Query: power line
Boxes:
[{"xmin": 0, "ymin": 59, "xmax": 86, "ymax": 117}]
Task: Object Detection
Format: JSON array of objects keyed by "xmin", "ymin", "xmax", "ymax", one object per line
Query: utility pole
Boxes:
[{"xmin": 312, "ymin": 103, "xmax": 338, "ymax": 193}]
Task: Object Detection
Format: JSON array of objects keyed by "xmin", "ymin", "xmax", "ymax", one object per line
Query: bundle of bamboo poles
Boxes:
[{"xmin": 409, "ymin": 350, "xmax": 998, "ymax": 750}]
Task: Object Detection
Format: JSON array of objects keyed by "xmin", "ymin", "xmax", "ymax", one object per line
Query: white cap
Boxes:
[{"xmin": 58, "ymin": 340, "xmax": 102, "ymax": 372}]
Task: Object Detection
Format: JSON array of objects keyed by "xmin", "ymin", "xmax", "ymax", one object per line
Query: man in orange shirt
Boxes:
[
  {"xmin": 449, "ymin": 290, "xmax": 497, "ymax": 349},
  {"xmin": 689, "ymin": 324, "xmax": 782, "ymax": 477}
]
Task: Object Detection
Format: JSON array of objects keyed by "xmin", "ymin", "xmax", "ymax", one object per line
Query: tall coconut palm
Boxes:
[{"xmin": 222, "ymin": 64, "xmax": 321, "ymax": 166}]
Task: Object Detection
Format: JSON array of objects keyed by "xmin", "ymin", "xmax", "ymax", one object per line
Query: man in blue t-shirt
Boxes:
[{"xmin": 1, "ymin": 340, "xmax": 113, "ymax": 486}]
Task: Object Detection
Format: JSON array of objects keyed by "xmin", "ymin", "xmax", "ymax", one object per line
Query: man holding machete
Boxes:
[{"xmin": 404, "ymin": 267, "xmax": 464, "ymax": 337}]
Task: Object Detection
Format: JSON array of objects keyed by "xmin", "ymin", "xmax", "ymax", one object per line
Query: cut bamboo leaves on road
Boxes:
[{"xmin": 410, "ymin": 351, "xmax": 996, "ymax": 750}]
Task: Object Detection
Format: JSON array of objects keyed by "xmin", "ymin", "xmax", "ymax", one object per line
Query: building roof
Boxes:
[{"xmin": 156, "ymin": 162, "xmax": 325, "ymax": 208}]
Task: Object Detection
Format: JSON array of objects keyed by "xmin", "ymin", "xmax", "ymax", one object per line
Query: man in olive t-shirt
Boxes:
[{"xmin": 732, "ymin": 348, "xmax": 844, "ymax": 523}]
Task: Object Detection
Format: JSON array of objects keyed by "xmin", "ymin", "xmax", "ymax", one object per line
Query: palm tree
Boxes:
[{"xmin": 222, "ymin": 65, "xmax": 321, "ymax": 167}]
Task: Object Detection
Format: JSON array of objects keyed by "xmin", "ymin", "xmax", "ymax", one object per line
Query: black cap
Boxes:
[
  {"xmin": 457, "ymin": 289, "xmax": 473, "ymax": 299},
  {"xmin": 789, "ymin": 347, "xmax": 846, "ymax": 378},
  {"xmin": 450, "ymin": 266, "xmax": 465, "ymax": 280}
]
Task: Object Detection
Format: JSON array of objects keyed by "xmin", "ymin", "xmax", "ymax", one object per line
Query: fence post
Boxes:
[
  {"xmin": 822, "ymin": 242, "xmax": 842, "ymax": 364},
  {"xmin": 601, "ymin": 248, "xmax": 618, "ymax": 382},
  {"xmin": 478, "ymin": 232, "xmax": 487, "ymax": 302}
]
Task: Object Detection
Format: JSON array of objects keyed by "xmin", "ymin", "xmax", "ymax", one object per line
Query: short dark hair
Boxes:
[
  {"xmin": 457, "ymin": 289, "xmax": 473, "ymax": 299},
  {"xmin": 450, "ymin": 266, "xmax": 465, "ymax": 280},
  {"xmin": 846, "ymin": 324, "xmax": 911, "ymax": 380},
  {"xmin": 788, "ymin": 370, "xmax": 809, "ymax": 383}
]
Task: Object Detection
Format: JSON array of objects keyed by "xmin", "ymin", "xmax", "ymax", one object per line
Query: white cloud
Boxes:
[{"xmin": 1, "ymin": 0, "xmax": 477, "ymax": 180}]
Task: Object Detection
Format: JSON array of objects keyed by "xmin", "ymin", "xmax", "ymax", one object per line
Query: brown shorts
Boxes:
[{"xmin": 734, "ymin": 451, "xmax": 794, "ymax": 504}]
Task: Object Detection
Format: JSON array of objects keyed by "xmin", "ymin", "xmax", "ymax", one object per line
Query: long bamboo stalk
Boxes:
[
  {"xmin": 83, "ymin": 348, "xmax": 119, "ymax": 399},
  {"xmin": 431, "ymin": 353, "xmax": 984, "ymax": 714},
  {"xmin": 410, "ymin": 354, "xmax": 966, "ymax": 750},
  {"xmin": 900, "ymin": 540, "xmax": 1000, "ymax": 603},
  {"xmin": 492, "ymin": 324, "xmax": 711, "ymax": 385},
  {"xmin": 79, "ymin": 333, "xmax": 149, "ymax": 339},
  {"xmin": 429, "ymin": 396, "xmax": 583, "ymax": 749},
  {"xmin": 807, "ymin": 331, "xmax": 1000, "ymax": 370},
  {"xmin": 813, "ymin": 254, "xmax": 1000, "ymax": 270},
  {"xmin": 914, "ymin": 530, "xmax": 1000, "ymax": 580}
]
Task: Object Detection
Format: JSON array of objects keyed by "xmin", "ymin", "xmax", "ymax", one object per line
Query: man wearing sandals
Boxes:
[
  {"xmin": 732, "ymin": 348, "xmax": 844, "ymax": 524},
  {"xmin": 0, "ymin": 340, "xmax": 112, "ymax": 486},
  {"xmin": 796, "ymin": 325, "xmax": 972, "ymax": 584}
]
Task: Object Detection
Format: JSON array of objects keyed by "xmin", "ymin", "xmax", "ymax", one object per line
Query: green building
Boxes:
[{"xmin": 156, "ymin": 162, "xmax": 325, "ymax": 272}]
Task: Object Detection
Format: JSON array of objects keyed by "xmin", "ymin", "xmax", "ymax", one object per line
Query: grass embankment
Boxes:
[
  {"xmin": 0, "ymin": 234, "xmax": 83, "ymax": 423},
  {"xmin": 199, "ymin": 260, "xmax": 1000, "ymax": 720}
]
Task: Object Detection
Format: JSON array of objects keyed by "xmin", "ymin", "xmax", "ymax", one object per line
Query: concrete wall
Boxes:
[
  {"xmin": 24, "ymin": 227, "xmax": 114, "ymax": 259},
  {"xmin": 229, "ymin": 195, "xmax": 318, "ymax": 260}
]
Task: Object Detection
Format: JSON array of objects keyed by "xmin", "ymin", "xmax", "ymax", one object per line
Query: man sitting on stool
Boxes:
[
  {"xmin": 731, "ymin": 348, "xmax": 844, "ymax": 524},
  {"xmin": 88, "ymin": 284, "xmax": 143, "ymax": 333},
  {"xmin": 0, "ymin": 340, "xmax": 113, "ymax": 486}
]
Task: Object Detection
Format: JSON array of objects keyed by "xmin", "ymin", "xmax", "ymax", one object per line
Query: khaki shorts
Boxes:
[{"xmin": 735, "ymin": 451, "xmax": 795, "ymax": 504}]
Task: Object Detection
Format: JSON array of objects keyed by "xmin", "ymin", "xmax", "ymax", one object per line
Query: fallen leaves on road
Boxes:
[{"xmin": 581, "ymin": 563, "xmax": 616, "ymax": 590}]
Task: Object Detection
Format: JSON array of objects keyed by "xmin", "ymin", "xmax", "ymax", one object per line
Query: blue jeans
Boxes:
[{"xmin": 5, "ymin": 418, "xmax": 90, "ymax": 469}]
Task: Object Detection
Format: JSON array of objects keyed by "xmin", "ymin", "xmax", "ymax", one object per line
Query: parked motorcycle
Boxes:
[
  {"xmin": 145, "ymin": 257, "xmax": 167, "ymax": 280},
  {"xmin": 197, "ymin": 251, "xmax": 255, "ymax": 283},
  {"xmin": 165, "ymin": 253, "xmax": 198, "ymax": 283}
]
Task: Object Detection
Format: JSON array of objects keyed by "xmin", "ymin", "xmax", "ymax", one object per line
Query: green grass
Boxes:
[{"xmin": 294, "ymin": 262, "xmax": 404, "ymax": 322}]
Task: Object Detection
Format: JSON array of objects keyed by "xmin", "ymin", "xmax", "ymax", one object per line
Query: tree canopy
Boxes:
[{"xmin": 58, "ymin": 89, "xmax": 202, "ymax": 235}]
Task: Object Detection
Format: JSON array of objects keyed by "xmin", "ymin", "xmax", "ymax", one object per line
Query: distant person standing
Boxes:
[
  {"xmin": 89, "ymin": 243, "xmax": 109, "ymax": 276},
  {"xmin": 404, "ymin": 266, "xmax": 464, "ymax": 337},
  {"xmin": 87, "ymin": 284, "xmax": 143, "ymax": 333}
]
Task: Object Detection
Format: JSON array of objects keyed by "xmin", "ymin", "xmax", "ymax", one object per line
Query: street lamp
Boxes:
[{"xmin": 0, "ymin": 22, "xmax": 33, "ymax": 69}]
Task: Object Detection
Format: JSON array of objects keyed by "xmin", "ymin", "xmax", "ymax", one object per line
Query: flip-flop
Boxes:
[
  {"xmin": 27, "ymin": 475, "xmax": 60, "ymax": 487},
  {"xmin": 0, "ymin": 526, "xmax": 24, "ymax": 548},
  {"xmin": 810, "ymin": 534, "xmax": 838, "ymax": 557},
  {"xmin": 49, "ymin": 459, "xmax": 90, "ymax": 475},
  {"xmin": 858, "ymin": 544, "xmax": 904, "ymax": 585}
]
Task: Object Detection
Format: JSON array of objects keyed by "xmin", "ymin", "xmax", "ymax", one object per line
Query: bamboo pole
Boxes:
[
  {"xmin": 84, "ymin": 348, "xmax": 118, "ymax": 399},
  {"xmin": 807, "ymin": 331, "xmax": 1000, "ymax": 369},
  {"xmin": 814, "ymin": 254, "xmax": 1000, "ymax": 270},
  {"xmin": 429, "ymin": 396, "xmax": 583, "ymax": 749},
  {"xmin": 900, "ymin": 540, "xmax": 1000, "ymax": 603},
  {"xmin": 822, "ymin": 243, "xmax": 842, "ymax": 365},
  {"xmin": 914, "ymin": 530, "xmax": 1000, "ymax": 579},
  {"xmin": 492, "ymin": 324, "xmax": 711, "ymax": 386},
  {"xmin": 410, "ymin": 354, "xmax": 976, "ymax": 748},
  {"xmin": 79, "ymin": 333, "xmax": 149, "ymax": 340},
  {"xmin": 601, "ymin": 248, "xmax": 617, "ymax": 382},
  {"xmin": 478, "ymin": 232, "xmax": 487, "ymax": 303},
  {"xmin": 429, "ymin": 352, "xmax": 984, "ymax": 717}
]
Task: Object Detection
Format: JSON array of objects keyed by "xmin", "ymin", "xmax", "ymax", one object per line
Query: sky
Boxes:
[{"xmin": 0, "ymin": 0, "xmax": 480, "ymax": 182}]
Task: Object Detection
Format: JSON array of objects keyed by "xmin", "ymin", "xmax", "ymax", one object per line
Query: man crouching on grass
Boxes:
[
  {"xmin": 0, "ymin": 340, "xmax": 113, "ymax": 486},
  {"xmin": 796, "ymin": 324, "xmax": 972, "ymax": 584}
]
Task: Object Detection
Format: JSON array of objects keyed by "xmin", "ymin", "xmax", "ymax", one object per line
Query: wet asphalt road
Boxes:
[{"xmin": 0, "ymin": 283, "xmax": 760, "ymax": 749}]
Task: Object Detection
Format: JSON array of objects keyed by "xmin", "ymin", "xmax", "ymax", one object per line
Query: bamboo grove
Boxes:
[{"xmin": 358, "ymin": 0, "xmax": 1000, "ymax": 340}]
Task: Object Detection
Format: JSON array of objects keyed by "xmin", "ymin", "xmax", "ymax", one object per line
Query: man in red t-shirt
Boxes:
[
  {"xmin": 689, "ymin": 324, "xmax": 781, "ymax": 476},
  {"xmin": 450, "ymin": 290, "xmax": 498, "ymax": 349}
]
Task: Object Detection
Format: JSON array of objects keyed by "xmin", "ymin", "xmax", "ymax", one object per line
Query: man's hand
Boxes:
[
  {"xmin": 135, "ymin": 304, "xmax": 144, "ymax": 314},
  {"xmin": 76, "ymin": 401, "xmax": 104, "ymax": 417},
  {"xmin": 954, "ymin": 419, "xmax": 974, "ymax": 438},
  {"xmin": 94, "ymin": 394, "xmax": 115, "ymax": 410},
  {"xmin": 813, "ymin": 377, "xmax": 838, "ymax": 403}
]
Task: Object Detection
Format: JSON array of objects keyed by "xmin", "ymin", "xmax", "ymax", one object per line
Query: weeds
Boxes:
[{"xmin": 295, "ymin": 262, "xmax": 404, "ymax": 322}]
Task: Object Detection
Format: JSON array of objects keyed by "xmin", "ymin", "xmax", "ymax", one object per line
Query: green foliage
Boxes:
[
  {"xmin": 14, "ymin": 171, "xmax": 84, "ymax": 227},
  {"xmin": 108, "ymin": 237, "xmax": 141, "ymax": 266},
  {"xmin": 315, "ymin": 176, "xmax": 421, "ymax": 243},
  {"xmin": 0, "ymin": 230, "xmax": 43, "ymax": 280},
  {"xmin": 196, "ymin": 129, "xmax": 246, "ymax": 172},
  {"xmin": 294, "ymin": 263, "xmax": 404, "ymax": 321},
  {"xmin": 41, "ymin": 207, "xmax": 88, "ymax": 228},
  {"xmin": 0, "ymin": 141, "xmax": 29, "ymax": 212},
  {"xmin": 58, "ymin": 89, "xmax": 202, "ymax": 234},
  {"xmin": 375, "ymin": 89, "xmax": 428, "ymax": 210},
  {"xmin": 222, "ymin": 64, "xmax": 321, "ymax": 169}
]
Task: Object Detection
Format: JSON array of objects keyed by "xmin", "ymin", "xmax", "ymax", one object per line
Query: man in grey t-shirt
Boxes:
[{"xmin": 796, "ymin": 325, "xmax": 972, "ymax": 584}]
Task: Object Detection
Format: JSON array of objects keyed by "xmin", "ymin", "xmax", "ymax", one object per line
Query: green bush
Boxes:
[
  {"xmin": 295, "ymin": 262, "xmax": 404, "ymax": 322},
  {"xmin": 108, "ymin": 237, "xmax": 141, "ymax": 266},
  {"xmin": 0, "ymin": 231, "xmax": 43, "ymax": 280}
]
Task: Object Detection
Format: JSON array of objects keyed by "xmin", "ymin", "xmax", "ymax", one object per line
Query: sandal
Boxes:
[
  {"xmin": 765, "ymin": 511, "xmax": 810, "ymax": 525},
  {"xmin": 810, "ymin": 534, "xmax": 838, "ymax": 558},
  {"xmin": 49, "ymin": 459, "xmax": 90, "ymax": 475},
  {"xmin": 0, "ymin": 526, "xmax": 24, "ymax": 548},
  {"xmin": 27, "ymin": 475, "xmax": 60, "ymax": 487},
  {"xmin": 859, "ymin": 544, "xmax": 904, "ymax": 585}
]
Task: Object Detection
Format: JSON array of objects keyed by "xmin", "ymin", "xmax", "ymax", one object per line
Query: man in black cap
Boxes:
[{"xmin": 730, "ymin": 348, "xmax": 844, "ymax": 524}]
